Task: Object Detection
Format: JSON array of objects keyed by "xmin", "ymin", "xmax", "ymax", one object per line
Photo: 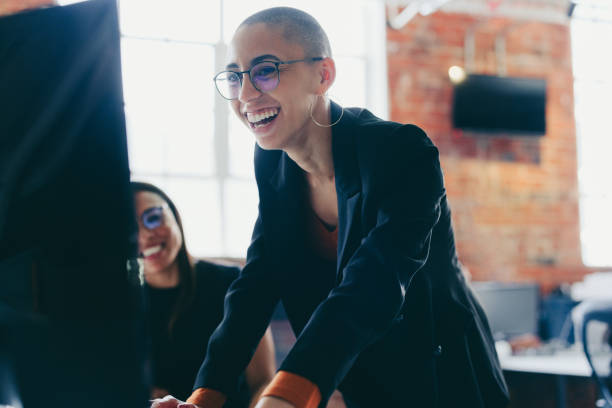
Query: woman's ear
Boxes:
[{"xmin": 317, "ymin": 57, "xmax": 336, "ymax": 94}]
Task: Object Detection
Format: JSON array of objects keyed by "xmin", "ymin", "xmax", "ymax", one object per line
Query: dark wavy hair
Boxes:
[{"xmin": 131, "ymin": 181, "xmax": 196, "ymax": 335}]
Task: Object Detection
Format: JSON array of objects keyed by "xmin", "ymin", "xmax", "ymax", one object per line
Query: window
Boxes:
[
  {"xmin": 571, "ymin": 2, "xmax": 612, "ymax": 266},
  {"xmin": 117, "ymin": 0, "xmax": 388, "ymax": 258}
]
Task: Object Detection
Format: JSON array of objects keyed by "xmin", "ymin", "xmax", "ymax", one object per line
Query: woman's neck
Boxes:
[
  {"xmin": 286, "ymin": 97, "xmax": 335, "ymax": 181},
  {"xmin": 145, "ymin": 261, "xmax": 180, "ymax": 288}
]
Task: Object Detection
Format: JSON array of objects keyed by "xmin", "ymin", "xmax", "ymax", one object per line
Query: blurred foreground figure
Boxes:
[{"xmin": 1, "ymin": 1, "xmax": 147, "ymax": 406}]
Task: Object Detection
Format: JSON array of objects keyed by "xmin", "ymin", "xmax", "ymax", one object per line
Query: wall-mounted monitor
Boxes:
[{"xmin": 452, "ymin": 74, "xmax": 547, "ymax": 135}]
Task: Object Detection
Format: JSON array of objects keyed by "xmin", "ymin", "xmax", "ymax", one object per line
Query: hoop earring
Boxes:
[{"xmin": 310, "ymin": 96, "xmax": 344, "ymax": 128}]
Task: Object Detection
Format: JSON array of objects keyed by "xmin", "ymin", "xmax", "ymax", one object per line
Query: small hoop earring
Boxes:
[{"xmin": 310, "ymin": 95, "xmax": 344, "ymax": 128}]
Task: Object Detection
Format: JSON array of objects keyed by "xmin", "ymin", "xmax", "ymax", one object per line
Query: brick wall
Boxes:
[{"xmin": 387, "ymin": 9, "xmax": 597, "ymax": 291}]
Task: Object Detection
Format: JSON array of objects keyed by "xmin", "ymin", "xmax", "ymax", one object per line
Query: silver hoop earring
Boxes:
[{"xmin": 310, "ymin": 96, "xmax": 344, "ymax": 128}]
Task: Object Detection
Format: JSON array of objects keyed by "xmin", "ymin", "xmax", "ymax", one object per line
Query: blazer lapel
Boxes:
[
  {"xmin": 261, "ymin": 102, "xmax": 364, "ymax": 279},
  {"xmin": 264, "ymin": 150, "xmax": 306, "ymax": 258},
  {"xmin": 331, "ymin": 102, "xmax": 363, "ymax": 276}
]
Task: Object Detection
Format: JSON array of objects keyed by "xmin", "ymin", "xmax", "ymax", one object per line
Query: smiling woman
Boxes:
[
  {"xmin": 148, "ymin": 6, "xmax": 509, "ymax": 408},
  {"xmin": 222, "ymin": 20, "xmax": 338, "ymax": 153},
  {"xmin": 131, "ymin": 181, "xmax": 276, "ymax": 406},
  {"xmin": 134, "ymin": 191, "xmax": 183, "ymax": 288},
  {"xmin": 118, "ymin": 0, "xmax": 387, "ymax": 259}
]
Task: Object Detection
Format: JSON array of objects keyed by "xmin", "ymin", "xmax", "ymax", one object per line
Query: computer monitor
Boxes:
[
  {"xmin": 0, "ymin": 1, "xmax": 146, "ymax": 406},
  {"xmin": 471, "ymin": 281, "xmax": 539, "ymax": 340}
]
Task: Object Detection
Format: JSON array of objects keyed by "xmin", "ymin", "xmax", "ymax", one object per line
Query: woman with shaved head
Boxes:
[{"xmin": 152, "ymin": 7, "xmax": 508, "ymax": 408}]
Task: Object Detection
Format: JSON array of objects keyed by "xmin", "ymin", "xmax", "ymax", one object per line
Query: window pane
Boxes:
[
  {"xmin": 122, "ymin": 39, "xmax": 215, "ymax": 176},
  {"xmin": 223, "ymin": 0, "xmax": 289, "ymax": 42},
  {"xmin": 166, "ymin": 178, "xmax": 222, "ymax": 258},
  {"xmin": 222, "ymin": 0, "xmax": 367, "ymax": 56},
  {"xmin": 228, "ymin": 113, "xmax": 256, "ymax": 178},
  {"xmin": 332, "ymin": 57, "xmax": 367, "ymax": 108},
  {"xmin": 307, "ymin": 3, "xmax": 367, "ymax": 57},
  {"xmin": 224, "ymin": 180, "xmax": 259, "ymax": 257},
  {"xmin": 571, "ymin": 19, "xmax": 612, "ymax": 81},
  {"xmin": 580, "ymin": 196, "xmax": 612, "ymax": 267},
  {"xmin": 144, "ymin": 176, "xmax": 222, "ymax": 257},
  {"xmin": 572, "ymin": 13, "xmax": 612, "ymax": 266},
  {"xmin": 119, "ymin": 0, "xmax": 220, "ymax": 43},
  {"xmin": 571, "ymin": 3, "xmax": 612, "ymax": 29},
  {"xmin": 574, "ymin": 80, "xmax": 612, "ymax": 121},
  {"xmin": 575, "ymin": 82, "xmax": 612, "ymax": 195},
  {"xmin": 125, "ymin": 104, "xmax": 164, "ymax": 174}
]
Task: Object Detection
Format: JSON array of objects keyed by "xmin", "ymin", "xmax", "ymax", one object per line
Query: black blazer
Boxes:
[{"xmin": 196, "ymin": 103, "xmax": 509, "ymax": 408}]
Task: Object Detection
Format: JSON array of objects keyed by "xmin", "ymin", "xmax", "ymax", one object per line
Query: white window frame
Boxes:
[{"xmin": 571, "ymin": 3, "xmax": 612, "ymax": 267}]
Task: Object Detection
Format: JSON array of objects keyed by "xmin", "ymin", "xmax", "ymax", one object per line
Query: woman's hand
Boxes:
[
  {"xmin": 150, "ymin": 395, "xmax": 198, "ymax": 408},
  {"xmin": 326, "ymin": 390, "xmax": 347, "ymax": 408},
  {"xmin": 254, "ymin": 396, "xmax": 295, "ymax": 408}
]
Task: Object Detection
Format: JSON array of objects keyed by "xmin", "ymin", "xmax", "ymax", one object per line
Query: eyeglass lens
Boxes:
[
  {"xmin": 141, "ymin": 206, "xmax": 164, "ymax": 230},
  {"xmin": 216, "ymin": 62, "xmax": 279, "ymax": 100}
]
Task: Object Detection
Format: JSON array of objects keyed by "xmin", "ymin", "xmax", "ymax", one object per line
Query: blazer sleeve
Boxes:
[
  {"xmin": 279, "ymin": 125, "xmax": 446, "ymax": 402},
  {"xmin": 193, "ymin": 210, "xmax": 280, "ymax": 395}
]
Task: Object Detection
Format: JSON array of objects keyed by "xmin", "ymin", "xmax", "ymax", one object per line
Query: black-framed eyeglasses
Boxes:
[{"xmin": 213, "ymin": 57, "xmax": 323, "ymax": 100}]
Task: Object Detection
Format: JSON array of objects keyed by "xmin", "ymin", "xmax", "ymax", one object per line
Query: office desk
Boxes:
[
  {"xmin": 500, "ymin": 348, "xmax": 611, "ymax": 408},
  {"xmin": 501, "ymin": 349, "xmax": 592, "ymax": 377}
]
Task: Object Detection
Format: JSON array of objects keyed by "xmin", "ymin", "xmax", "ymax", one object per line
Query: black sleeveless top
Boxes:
[{"xmin": 145, "ymin": 260, "xmax": 249, "ymax": 407}]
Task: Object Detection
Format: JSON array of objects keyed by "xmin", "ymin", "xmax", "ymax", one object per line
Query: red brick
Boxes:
[{"xmin": 387, "ymin": 7, "xmax": 597, "ymax": 291}]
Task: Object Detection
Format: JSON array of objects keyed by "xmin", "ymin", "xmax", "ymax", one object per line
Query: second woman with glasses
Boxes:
[
  {"xmin": 153, "ymin": 6, "xmax": 508, "ymax": 408},
  {"xmin": 132, "ymin": 182, "xmax": 276, "ymax": 407}
]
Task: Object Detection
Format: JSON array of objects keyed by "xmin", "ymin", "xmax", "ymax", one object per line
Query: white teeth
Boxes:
[
  {"xmin": 143, "ymin": 245, "xmax": 162, "ymax": 257},
  {"xmin": 247, "ymin": 108, "xmax": 279, "ymax": 124}
]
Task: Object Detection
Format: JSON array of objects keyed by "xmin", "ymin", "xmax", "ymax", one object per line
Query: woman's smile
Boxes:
[
  {"xmin": 246, "ymin": 107, "xmax": 280, "ymax": 128},
  {"xmin": 142, "ymin": 243, "xmax": 165, "ymax": 259},
  {"xmin": 245, "ymin": 107, "xmax": 281, "ymax": 137}
]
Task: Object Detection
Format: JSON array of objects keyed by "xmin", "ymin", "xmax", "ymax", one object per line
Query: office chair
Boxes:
[{"xmin": 572, "ymin": 300, "xmax": 612, "ymax": 408}]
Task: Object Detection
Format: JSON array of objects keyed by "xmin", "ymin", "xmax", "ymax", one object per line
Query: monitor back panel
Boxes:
[{"xmin": 0, "ymin": 1, "xmax": 146, "ymax": 406}]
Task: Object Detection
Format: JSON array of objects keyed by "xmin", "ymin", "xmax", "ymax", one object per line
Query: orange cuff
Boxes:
[
  {"xmin": 186, "ymin": 387, "xmax": 227, "ymax": 408},
  {"xmin": 261, "ymin": 371, "xmax": 321, "ymax": 408}
]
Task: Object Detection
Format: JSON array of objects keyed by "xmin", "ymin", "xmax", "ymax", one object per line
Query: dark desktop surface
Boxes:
[{"xmin": 0, "ymin": 1, "xmax": 147, "ymax": 406}]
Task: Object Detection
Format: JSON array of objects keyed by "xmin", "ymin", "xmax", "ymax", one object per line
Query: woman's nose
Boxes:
[
  {"xmin": 238, "ymin": 74, "xmax": 261, "ymax": 102},
  {"xmin": 138, "ymin": 227, "xmax": 155, "ymax": 244}
]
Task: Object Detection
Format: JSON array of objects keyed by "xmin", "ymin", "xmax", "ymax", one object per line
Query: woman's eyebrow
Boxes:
[
  {"xmin": 251, "ymin": 54, "xmax": 280, "ymax": 65},
  {"xmin": 225, "ymin": 54, "xmax": 281, "ymax": 70}
]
